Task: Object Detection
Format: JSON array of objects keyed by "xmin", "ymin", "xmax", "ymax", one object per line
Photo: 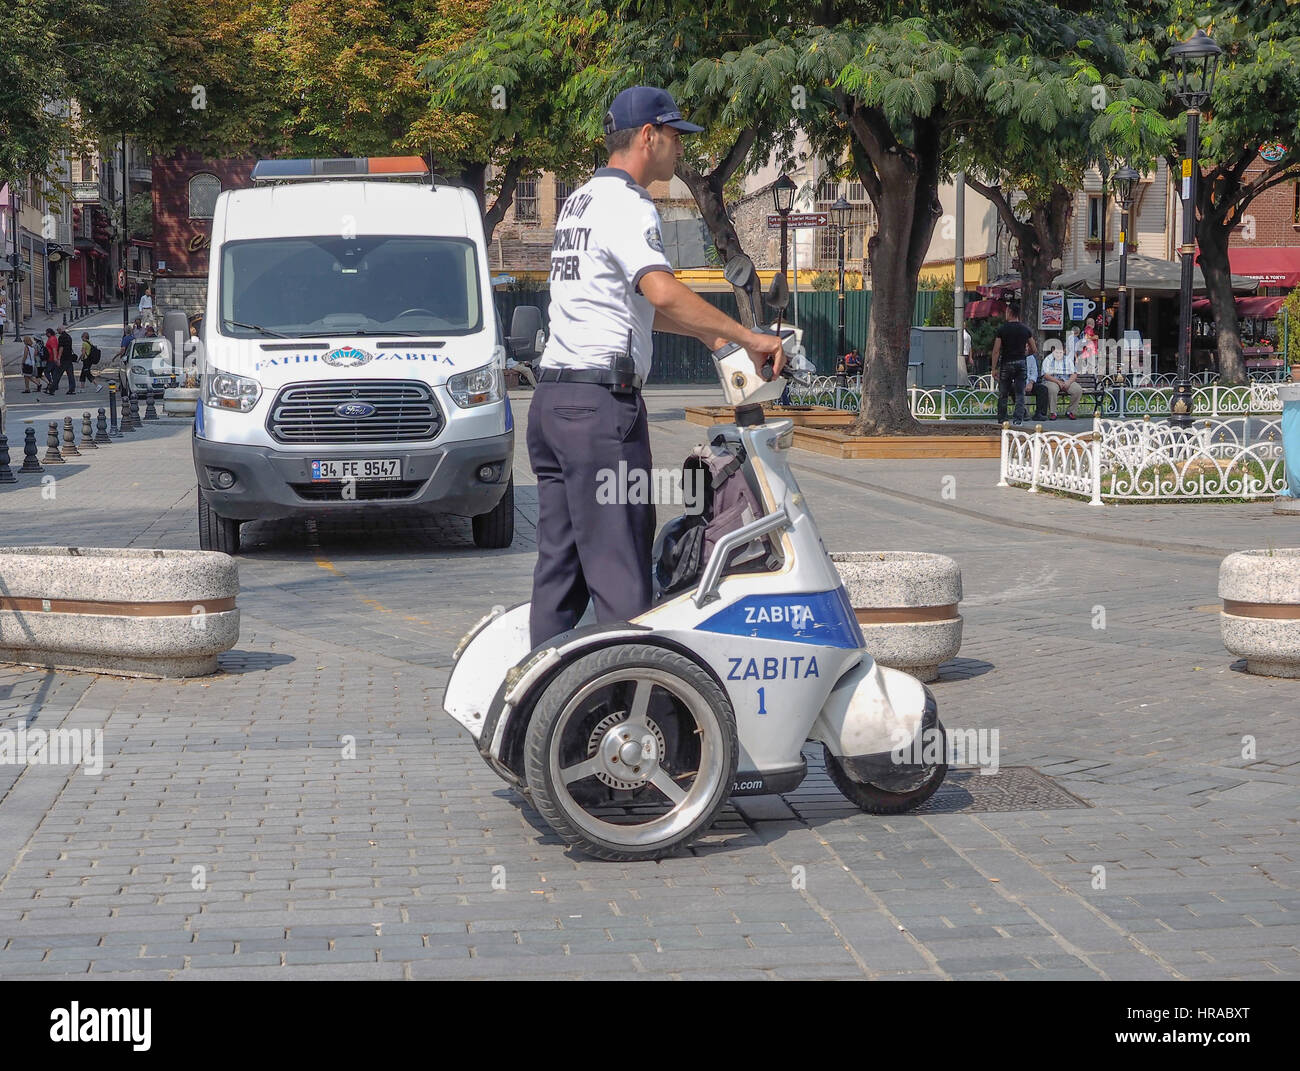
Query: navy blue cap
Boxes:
[{"xmin": 603, "ymin": 86, "xmax": 704, "ymax": 135}]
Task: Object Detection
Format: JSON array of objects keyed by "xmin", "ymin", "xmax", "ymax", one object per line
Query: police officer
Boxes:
[{"xmin": 529, "ymin": 85, "xmax": 786, "ymax": 647}]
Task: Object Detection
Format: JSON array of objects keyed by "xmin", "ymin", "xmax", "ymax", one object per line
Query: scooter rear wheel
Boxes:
[
  {"xmin": 822, "ymin": 724, "xmax": 947, "ymax": 815},
  {"xmin": 523, "ymin": 645, "xmax": 737, "ymax": 861}
]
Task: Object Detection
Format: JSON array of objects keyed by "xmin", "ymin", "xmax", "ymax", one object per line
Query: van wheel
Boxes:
[
  {"xmin": 472, "ymin": 475, "xmax": 514, "ymax": 548},
  {"xmin": 198, "ymin": 486, "xmax": 241, "ymax": 555}
]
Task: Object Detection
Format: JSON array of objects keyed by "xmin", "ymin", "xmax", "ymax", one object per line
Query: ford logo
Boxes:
[{"xmin": 335, "ymin": 402, "xmax": 376, "ymax": 418}]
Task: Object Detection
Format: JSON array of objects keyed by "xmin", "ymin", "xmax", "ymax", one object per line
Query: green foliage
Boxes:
[
  {"xmin": 1283, "ymin": 286, "xmax": 1300, "ymax": 364},
  {"xmin": 810, "ymin": 272, "xmax": 839, "ymax": 291},
  {"xmin": 925, "ymin": 278, "xmax": 955, "ymax": 326},
  {"xmin": 970, "ymin": 317, "xmax": 1004, "ymax": 355}
]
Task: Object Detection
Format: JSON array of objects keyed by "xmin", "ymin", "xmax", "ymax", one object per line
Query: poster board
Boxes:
[{"xmin": 1039, "ymin": 289, "xmax": 1064, "ymax": 331}]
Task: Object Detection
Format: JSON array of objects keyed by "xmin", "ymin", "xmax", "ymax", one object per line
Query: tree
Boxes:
[
  {"xmin": 420, "ymin": 0, "xmax": 612, "ymax": 241},
  {"xmin": 1165, "ymin": 10, "xmax": 1300, "ymax": 384}
]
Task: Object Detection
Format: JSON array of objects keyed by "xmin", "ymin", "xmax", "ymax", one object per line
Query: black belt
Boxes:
[{"xmin": 537, "ymin": 367, "xmax": 643, "ymax": 391}]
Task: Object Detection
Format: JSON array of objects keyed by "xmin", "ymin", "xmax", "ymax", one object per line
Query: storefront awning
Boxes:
[
  {"xmin": 1054, "ymin": 253, "xmax": 1258, "ymax": 295},
  {"xmin": 966, "ymin": 298, "xmax": 1010, "ymax": 319},
  {"xmin": 1192, "ymin": 295, "xmax": 1286, "ymax": 318},
  {"xmin": 1227, "ymin": 246, "xmax": 1300, "ymax": 288}
]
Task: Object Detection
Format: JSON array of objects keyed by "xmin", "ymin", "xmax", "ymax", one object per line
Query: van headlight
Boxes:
[
  {"xmin": 448, "ymin": 363, "xmax": 501, "ymax": 408},
  {"xmin": 203, "ymin": 370, "xmax": 262, "ymax": 412}
]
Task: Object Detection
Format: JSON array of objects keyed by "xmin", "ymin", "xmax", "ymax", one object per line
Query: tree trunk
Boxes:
[
  {"xmin": 849, "ymin": 121, "xmax": 942, "ymax": 436},
  {"xmin": 675, "ymin": 133, "xmax": 757, "ymax": 324},
  {"xmin": 481, "ymin": 156, "xmax": 526, "ymax": 246},
  {"xmin": 1196, "ymin": 215, "xmax": 1246, "ymax": 385},
  {"xmin": 1018, "ymin": 185, "xmax": 1074, "ymax": 360}
]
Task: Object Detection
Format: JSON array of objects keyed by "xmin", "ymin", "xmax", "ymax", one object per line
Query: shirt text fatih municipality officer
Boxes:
[{"xmin": 540, "ymin": 167, "xmax": 672, "ymax": 382}]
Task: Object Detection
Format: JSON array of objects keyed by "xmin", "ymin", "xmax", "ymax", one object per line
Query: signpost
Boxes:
[{"xmin": 766, "ymin": 212, "xmax": 828, "ymax": 229}]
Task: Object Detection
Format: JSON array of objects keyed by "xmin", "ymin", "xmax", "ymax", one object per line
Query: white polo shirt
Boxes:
[{"xmin": 539, "ymin": 167, "xmax": 673, "ymax": 382}]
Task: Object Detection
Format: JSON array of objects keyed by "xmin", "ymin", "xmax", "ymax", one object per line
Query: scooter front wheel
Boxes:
[
  {"xmin": 523, "ymin": 645, "xmax": 737, "ymax": 861},
  {"xmin": 823, "ymin": 723, "xmax": 947, "ymax": 815}
]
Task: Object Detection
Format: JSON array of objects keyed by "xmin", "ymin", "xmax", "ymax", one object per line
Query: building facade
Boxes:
[{"xmin": 151, "ymin": 153, "xmax": 257, "ymax": 318}]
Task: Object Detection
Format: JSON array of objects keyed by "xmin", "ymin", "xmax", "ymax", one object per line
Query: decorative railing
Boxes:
[
  {"xmin": 788, "ymin": 374, "xmax": 1288, "ymax": 420},
  {"xmin": 998, "ymin": 415, "xmax": 1287, "ymax": 503}
]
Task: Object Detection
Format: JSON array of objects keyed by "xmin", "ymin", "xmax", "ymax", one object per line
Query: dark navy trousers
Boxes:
[{"xmin": 527, "ymin": 381, "xmax": 654, "ymax": 647}]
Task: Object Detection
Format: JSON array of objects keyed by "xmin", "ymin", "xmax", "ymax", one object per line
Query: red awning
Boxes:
[
  {"xmin": 1192, "ymin": 295, "xmax": 1286, "ymax": 318},
  {"xmin": 1227, "ymin": 247, "xmax": 1300, "ymax": 288},
  {"xmin": 966, "ymin": 298, "xmax": 1009, "ymax": 319}
]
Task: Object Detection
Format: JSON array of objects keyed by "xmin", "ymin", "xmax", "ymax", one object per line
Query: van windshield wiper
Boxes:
[
  {"xmin": 297, "ymin": 328, "xmax": 428, "ymax": 338},
  {"xmin": 222, "ymin": 319, "xmax": 288, "ymax": 338}
]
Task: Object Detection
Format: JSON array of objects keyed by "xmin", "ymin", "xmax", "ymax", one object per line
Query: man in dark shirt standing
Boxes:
[
  {"xmin": 991, "ymin": 301, "xmax": 1036, "ymax": 425},
  {"xmin": 55, "ymin": 327, "xmax": 77, "ymax": 395}
]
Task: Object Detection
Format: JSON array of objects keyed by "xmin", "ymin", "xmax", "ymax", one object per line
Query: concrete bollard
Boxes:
[
  {"xmin": 20, "ymin": 425, "xmax": 43, "ymax": 473},
  {"xmin": 0, "ymin": 434, "xmax": 15, "ymax": 483},
  {"xmin": 43, "ymin": 421, "xmax": 65, "ymax": 465},
  {"xmin": 94, "ymin": 408, "xmax": 112, "ymax": 445},
  {"xmin": 1219, "ymin": 549, "xmax": 1300, "ymax": 677},
  {"xmin": 80, "ymin": 412, "xmax": 98, "ymax": 450},
  {"xmin": 831, "ymin": 551, "xmax": 964, "ymax": 683},
  {"xmin": 0, "ymin": 547, "xmax": 241, "ymax": 678},
  {"xmin": 143, "ymin": 390, "xmax": 158, "ymax": 420},
  {"xmin": 61, "ymin": 416, "xmax": 81, "ymax": 457}
]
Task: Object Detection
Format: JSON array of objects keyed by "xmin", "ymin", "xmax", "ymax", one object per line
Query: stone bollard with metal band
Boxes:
[
  {"xmin": 1219, "ymin": 549, "xmax": 1300, "ymax": 678},
  {"xmin": 831, "ymin": 551, "xmax": 963, "ymax": 683},
  {"xmin": 0, "ymin": 547, "xmax": 240, "ymax": 678}
]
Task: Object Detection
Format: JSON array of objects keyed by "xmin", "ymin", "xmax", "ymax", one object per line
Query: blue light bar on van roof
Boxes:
[{"xmin": 250, "ymin": 157, "xmax": 430, "ymax": 183}]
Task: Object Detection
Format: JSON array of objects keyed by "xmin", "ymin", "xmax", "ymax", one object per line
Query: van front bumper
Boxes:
[{"xmin": 192, "ymin": 430, "xmax": 513, "ymax": 521}]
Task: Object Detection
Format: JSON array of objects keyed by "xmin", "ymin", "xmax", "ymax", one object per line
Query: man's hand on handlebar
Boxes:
[{"xmin": 746, "ymin": 331, "xmax": 787, "ymax": 380}]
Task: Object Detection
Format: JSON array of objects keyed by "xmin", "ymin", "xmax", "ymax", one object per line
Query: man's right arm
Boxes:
[{"xmin": 990, "ymin": 336, "xmax": 1001, "ymax": 376}]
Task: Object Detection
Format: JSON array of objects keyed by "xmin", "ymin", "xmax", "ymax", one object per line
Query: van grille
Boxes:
[
  {"xmin": 290, "ymin": 480, "xmax": 426, "ymax": 502},
  {"xmin": 267, "ymin": 381, "xmax": 442, "ymax": 443}
]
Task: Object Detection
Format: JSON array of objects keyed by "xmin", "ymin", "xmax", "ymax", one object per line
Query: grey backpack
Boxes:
[{"xmin": 652, "ymin": 435, "xmax": 778, "ymax": 598}]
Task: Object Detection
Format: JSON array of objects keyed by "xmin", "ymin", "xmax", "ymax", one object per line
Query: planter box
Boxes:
[
  {"xmin": 793, "ymin": 426, "xmax": 1002, "ymax": 459},
  {"xmin": 685, "ymin": 405, "xmax": 855, "ymax": 429},
  {"xmin": 163, "ymin": 387, "xmax": 200, "ymax": 417},
  {"xmin": 1220, "ymin": 549, "xmax": 1300, "ymax": 677},
  {"xmin": 0, "ymin": 547, "xmax": 239, "ymax": 677},
  {"xmin": 832, "ymin": 551, "xmax": 963, "ymax": 682}
]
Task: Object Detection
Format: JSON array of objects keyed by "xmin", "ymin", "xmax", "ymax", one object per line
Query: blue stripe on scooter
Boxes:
[{"xmin": 697, "ymin": 588, "xmax": 864, "ymax": 649}]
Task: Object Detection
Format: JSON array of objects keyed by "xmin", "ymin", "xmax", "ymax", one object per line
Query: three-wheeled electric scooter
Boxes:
[{"xmin": 443, "ymin": 264, "xmax": 946, "ymax": 860}]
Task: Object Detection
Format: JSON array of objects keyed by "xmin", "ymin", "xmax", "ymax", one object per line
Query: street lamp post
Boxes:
[
  {"xmin": 772, "ymin": 174, "xmax": 796, "ymax": 297},
  {"xmin": 1112, "ymin": 164, "xmax": 1140, "ymax": 373},
  {"xmin": 831, "ymin": 195, "xmax": 851, "ymax": 361},
  {"xmin": 1169, "ymin": 29, "xmax": 1222, "ymax": 428}
]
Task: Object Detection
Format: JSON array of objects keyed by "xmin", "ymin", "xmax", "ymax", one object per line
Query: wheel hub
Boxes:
[{"xmin": 587, "ymin": 713, "xmax": 666, "ymax": 790}]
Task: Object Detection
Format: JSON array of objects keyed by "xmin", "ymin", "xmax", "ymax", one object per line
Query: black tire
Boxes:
[
  {"xmin": 823, "ymin": 723, "xmax": 947, "ymax": 815},
  {"xmin": 472, "ymin": 474, "xmax": 514, "ymax": 548},
  {"xmin": 197, "ymin": 485, "xmax": 241, "ymax": 554},
  {"xmin": 523, "ymin": 644, "xmax": 738, "ymax": 861}
]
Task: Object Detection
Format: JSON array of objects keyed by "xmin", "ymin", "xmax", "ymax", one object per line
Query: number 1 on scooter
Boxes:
[{"xmin": 757, "ymin": 687, "xmax": 767, "ymax": 715}]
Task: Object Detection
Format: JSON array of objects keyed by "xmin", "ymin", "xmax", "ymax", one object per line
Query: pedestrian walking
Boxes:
[
  {"xmin": 21, "ymin": 335, "xmax": 40, "ymax": 392},
  {"xmin": 138, "ymin": 287, "xmax": 154, "ymax": 325},
  {"xmin": 79, "ymin": 331, "xmax": 102, "ymax": 388},
  {"xmin": 56, "ymin": 326, "xmax": 76, "ymax": 395},
  {"xmin": 0, "ymin": 297, "xmax": 8, "ymax": 343},
  {"xmin": 527, "ymin": 85, "xmax": 785, "ymax": 647},
  {"xmin": 43, "ymin": 328, "xmax": 59, "ymax": 392}
]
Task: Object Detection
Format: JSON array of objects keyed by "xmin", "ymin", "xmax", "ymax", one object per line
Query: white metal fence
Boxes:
[
  {"xmin": 787, "ymin": 375, "xmax": 1284, "ymax": 420},
  {"xmin": 998, "ymin": 415, "xmax": 1287, "ymax": 504}
]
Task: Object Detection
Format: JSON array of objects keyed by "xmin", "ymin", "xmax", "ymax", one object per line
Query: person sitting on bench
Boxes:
[{"xmin": 1041, "ymin": 344, "xmax": 1083, "ymax": 419}]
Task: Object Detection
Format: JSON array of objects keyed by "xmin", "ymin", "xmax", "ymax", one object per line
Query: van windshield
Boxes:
[{"xmin": 219, "ymin": 235, "xmax": 482, "ymax": 338}]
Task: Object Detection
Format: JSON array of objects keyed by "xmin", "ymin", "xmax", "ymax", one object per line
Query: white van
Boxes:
[{"xmin": 192, "ymin": 157, "xmax": 518, "ymax": 554}]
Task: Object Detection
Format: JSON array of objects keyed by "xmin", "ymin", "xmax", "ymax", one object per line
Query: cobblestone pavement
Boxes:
[{"xmin": 0, "ymin": 388, "xmax": 1295, "ymax": 980}]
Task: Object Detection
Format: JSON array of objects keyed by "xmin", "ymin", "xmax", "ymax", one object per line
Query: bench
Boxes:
[{"xmin": 1038, "ymin": 373, "xmax": 1110, "ymax": 418}]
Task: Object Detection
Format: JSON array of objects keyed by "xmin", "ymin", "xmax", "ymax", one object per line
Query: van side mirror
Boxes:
[{"xmin": 508, "ymin": 305, "xmax": 544, "ymax": 361}]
